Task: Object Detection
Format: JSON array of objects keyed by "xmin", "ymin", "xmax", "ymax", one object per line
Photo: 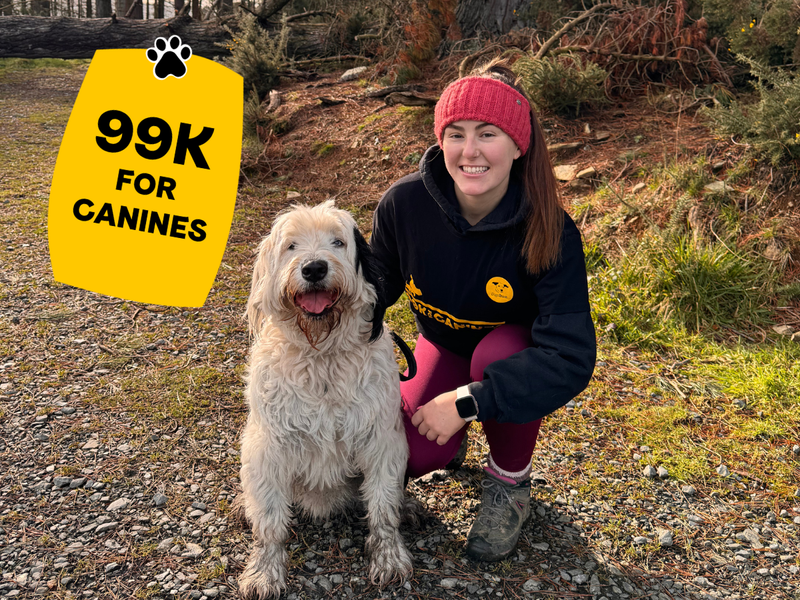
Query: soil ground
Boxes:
[{"xmin": 0, "ymin": 59, "xmax": 799, "ymax": 600}]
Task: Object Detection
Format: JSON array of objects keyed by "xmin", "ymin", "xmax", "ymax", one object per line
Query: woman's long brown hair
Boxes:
[{"xmin": 469, "ymin": 59, "xmax": 563, "ymax": 275}]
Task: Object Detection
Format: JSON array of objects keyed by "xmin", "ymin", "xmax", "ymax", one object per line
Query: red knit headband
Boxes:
[{"xmin": 434, "ymin": 77, "xmax": 532, "ymax": 155}]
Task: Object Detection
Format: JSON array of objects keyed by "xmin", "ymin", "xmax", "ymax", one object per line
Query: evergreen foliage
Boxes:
[
  {"xmin": 220, "ymin": 13, "xmax": 286, "ymax": 101},
  {"xmin": 701, "ymin": 55, "xmax": 800, "ymax": 165},
  {"xmin": 512, "ymin": 53, "xmax": 608, "ymax": 117}
]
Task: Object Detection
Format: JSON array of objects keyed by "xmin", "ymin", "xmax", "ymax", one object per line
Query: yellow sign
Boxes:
[
  {"xmin": 48, "ymin": 45, "xmax": 243, "ymax": 307},
  {"xmin": 486, "ymin": 277, "xmax": 513, "ymax": 303}
]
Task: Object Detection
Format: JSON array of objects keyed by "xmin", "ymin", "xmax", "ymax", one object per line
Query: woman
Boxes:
[{"xmin": 370, "ymin": 60, "xmax": 596, "ymax": 562}]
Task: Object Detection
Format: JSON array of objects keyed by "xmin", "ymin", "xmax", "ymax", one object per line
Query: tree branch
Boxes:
[
  {"xmin": 285, "ymin": 10, "xmax": 336, "ymax": 23},
  {"xmin": 262, "ymin": 0, "xmax": 293, "ymax": 20},
  {"xmin": 534, "ymin": 3, "xmax": 615, "ymax": 60}
]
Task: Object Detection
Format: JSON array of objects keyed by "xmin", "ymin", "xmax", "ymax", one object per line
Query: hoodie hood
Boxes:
[{"xmin": 419, "ymin": 144, "xmax": 528, "ymax": 234}]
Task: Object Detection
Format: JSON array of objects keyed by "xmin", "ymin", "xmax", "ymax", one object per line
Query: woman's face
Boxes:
[{"xmin": 441, "ymin": 120, "xmax": 521, "ymax": 220}]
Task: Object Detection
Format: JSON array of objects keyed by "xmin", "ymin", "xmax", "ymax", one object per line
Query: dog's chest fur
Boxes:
[{"xmin": 246, "ymin": 330, "xmax": 399, "ymax": 454}]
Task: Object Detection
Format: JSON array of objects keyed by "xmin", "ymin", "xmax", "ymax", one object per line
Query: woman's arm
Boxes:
[
  {"xmin": 471, "ymin": 219, "xmax": 597, "ymax": 423},
  {"xmin": 369, "ymin": 194, "xmax": 407, "ymax": 308}
]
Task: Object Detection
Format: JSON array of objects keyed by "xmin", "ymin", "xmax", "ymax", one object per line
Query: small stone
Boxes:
[
  {"xmin": 286, "ymin": 191, "xmax": 302, "ymax": 200},
  {"xmin": 339, "ymin": 538, "xmax": 352, "ymax": 551},
  {"xmin": 576, "ymin": 167, "xmax": 597, "ymax": 179},
  {"xmin": 202, "ymin": 588, "xmax": 219, "ymax": 598},
  {"xmin": 772, "ymin": 325, "xmax": 794, "ymax": 337},
  {"xmin": 60, "ymin": 406, "xmax": 77, "ymax": 415},
  {"xmin": 712, "ymin": 161, "xmax": 726, "ymax": 172},
  {"xmin": 657, "ymin": 528, "xmax": 673, "ymax": 547},
  {"xmin": 153, "ymin": 493, "xmax": 168, "ymax": 507},
  {"xmin": 633, "ymin": 536, "xmax": 648, "ymax": 545},
  {"xmin": 572, "ymin": 573, "xmax": 588, "ymax": 585},
  {"xmin": 793, "ymin": 445, "xmax": 800, "ymax": 455},
  {"xmin": 106, "ymin": 498, "xmax": 130, "ymax": 511},
  {"xmin": 530, "ymin": 542, "xmax": 549, "ymax": 552},
  {"xmin": 439, "ymin": 578, "xmax": 459, "ymax": 589},
  {"xmin": 703, "ymin": 181, "xmax": 730, "ymax": 194},
  {"xmin": 716, "ymin": 465, "xmax": 730, "ymax": 477},
  {"xmin": 631, "ymin": 182, "xmax": 646, "ymax": 193},
  {"xmin": 339, "ymin": 66, "xmax": 369, "ymax": 82},
  {"xmin": 554, "ymin": 165, "xmax": 579, "ymax": 181},
  {"xmin": 82, "ymin": 438, "xmax": 100, "ymax": 450},
  {"xmin": 69, "ymin": 477, "xmax": 87, "ymax": 489},
  {"xmin": 182, "ymin": 543, "xmax": 204, "ymax": 558},
  {"xmin": 95, "ymin": 521, "xmax": 119, "ymax": 534},
  {"xmin": 657, "ymin": 466, "xmax": 669, "ymax": 479},
  {"xmin": 734, "ymin": 398, "xmax": 747, "ymax": 409},
  {"xmin": 53, "ymin": 477, "xmax": 72, "ymax": 488},
  {"xmin": 595, "ymin": 132, "xmax": 611, "ymax": 142},
  {"xmin": 681, "ymin": 485, "xmax": 696, "ymax": 496},
  {"xmin": 522, "ymin": 578, "xmax": 541, "ymax": 592},
  {"xmin": 104, "ymin": 562, "xmax": 120, "ymax": 574},
  {"xmin": 643, "ymin": 465, "xmax": 657, "ymax": 478}
]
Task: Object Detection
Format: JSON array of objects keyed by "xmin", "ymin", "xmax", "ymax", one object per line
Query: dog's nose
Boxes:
[{"xmin": 301, "ymin": 260, "xmax": 328, "ymax": 283}]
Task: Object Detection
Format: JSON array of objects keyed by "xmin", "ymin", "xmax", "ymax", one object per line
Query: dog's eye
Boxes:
[
  {"xmin": 287, "ymin": 243, "xmax": 296, "ymax": 251},
  {"xmin": 332, "ymin": 239, "xmax": 345, "ymax": 248}
]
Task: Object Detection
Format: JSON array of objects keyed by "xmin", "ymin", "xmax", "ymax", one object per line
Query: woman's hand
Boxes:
[{"xmin": 411, "ymin": 390, "xmax": 466, "ymax": 445}]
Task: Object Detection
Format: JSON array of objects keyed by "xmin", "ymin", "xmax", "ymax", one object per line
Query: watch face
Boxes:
[{"xmin": 456, "ymin": 395, "xmax": 477, "ymax": 419}]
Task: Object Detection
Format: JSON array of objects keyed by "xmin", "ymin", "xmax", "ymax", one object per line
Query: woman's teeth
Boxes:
[{"xmin": 462, "ymin": 166, "xmax": 488, "ymax": 174}]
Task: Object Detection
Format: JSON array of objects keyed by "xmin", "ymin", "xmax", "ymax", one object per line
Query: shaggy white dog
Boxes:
[{"xmin": 238, "ymin": 200, "xmax": 412, "ymax": 599}]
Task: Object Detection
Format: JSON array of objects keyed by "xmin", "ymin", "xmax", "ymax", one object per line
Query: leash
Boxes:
[{"xmin": 389, "ymin": 330, "xmax": 417, "ymax": 381}]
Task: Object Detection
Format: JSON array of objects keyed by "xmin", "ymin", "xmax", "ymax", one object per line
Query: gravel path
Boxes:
[{"xmin": 1, "ymin": 63, "xmax": 799, "ymax": 600}]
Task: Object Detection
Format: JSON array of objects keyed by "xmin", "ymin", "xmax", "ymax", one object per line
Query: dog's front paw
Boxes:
[
  {"xmin": 366, "ymin": 532, "xmax": 413, "ymax": 587},
  {"xmin": 238, "ymin": 546, "xmax": 288, "ymax": 599}
]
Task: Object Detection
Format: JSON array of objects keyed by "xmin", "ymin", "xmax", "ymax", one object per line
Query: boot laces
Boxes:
[{"xmin": 479, "ymin": 478, "xmax": 515, "ymax": 527}]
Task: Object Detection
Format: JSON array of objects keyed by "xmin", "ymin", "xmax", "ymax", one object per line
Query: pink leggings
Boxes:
[{"xmin": 401, "ymin": 324, "xmax": 542, "ymax": 478}]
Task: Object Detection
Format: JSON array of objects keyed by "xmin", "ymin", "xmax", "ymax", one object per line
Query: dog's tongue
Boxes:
[{"xmin": 296, "ymin": 291, "xmax": 336, "ymax": 314}]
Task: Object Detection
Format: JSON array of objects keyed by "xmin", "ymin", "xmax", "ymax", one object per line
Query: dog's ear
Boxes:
[
  {"xmin": 353, "ymin": 226, "xmax": 386, "ymax": 343},
  {"xmin": 245, "ymin": 233, "xmax": 274, "ymax": 337}
]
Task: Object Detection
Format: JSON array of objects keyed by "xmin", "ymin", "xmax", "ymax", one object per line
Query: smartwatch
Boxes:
[{"xmin": 455, "ymin": 385, "xmax": 479, "ymax": 422}]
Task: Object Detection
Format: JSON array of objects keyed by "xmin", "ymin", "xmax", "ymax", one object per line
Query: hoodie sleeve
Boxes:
[
  {"xmin": 369, "ymin": 191, "xmax": 407, "ymax": 308},
  {"xmin": 468, "ymin": 220, "xmax": 597, "ymax": 424}
]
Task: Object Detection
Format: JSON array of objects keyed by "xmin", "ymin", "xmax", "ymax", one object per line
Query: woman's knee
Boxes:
[{"xmin": 470, "ymin": 324, "xmax": 532, "ymax": 380}]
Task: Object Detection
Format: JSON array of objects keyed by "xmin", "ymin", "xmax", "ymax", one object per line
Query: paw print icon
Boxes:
[{"xmin": 147, "ymin": 35, "xmax": 192, "ymax": 80}]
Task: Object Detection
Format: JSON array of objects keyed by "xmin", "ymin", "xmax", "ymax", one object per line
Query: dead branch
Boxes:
[
  {"xmin": 266, "ymin": 90, "xmax": 281, "ymax": 112},
  {"xmin": 285, "ymin": 55, "xmax": 371, "ymax": 69},
  {"xmin": 535, "ymin": 2, "xmax": 616, "ymax": 60},
  {"xmin": 702, "ymin": 43, "xmax": 733, "ymax": 88},
  {"xmin": 124, "ymin": 0, "xmax": 142, "ymax": 18},
  {"xmin": 384, "ymin": 92, "xmax": 437, "ymax": 107},
  {"xmin": 362, "ymin": 84, "xmax": 426, "ymax": 98},
  {"xmin": 458, "ymin": 45, "xmax": 525, "ymax": 78},
  {"xmin": 551, "ymin": 46, "xmax": 698, "ymax": 64},
  {"xmin": 285, "ymin": 10, "xmax": 336, "ymax": 23},
  {"xmin": 262, "ymin": 0, "xmax": 294, "ymax": 20}
]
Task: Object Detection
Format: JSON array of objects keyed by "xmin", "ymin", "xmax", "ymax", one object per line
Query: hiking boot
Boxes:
[
  {"xmin": 445, "ymin": 433, "xmax": 469, "ymax": 471},
  {"xmin": 466, "ymin": 472, "xmax": 531, "ymax": 561}
]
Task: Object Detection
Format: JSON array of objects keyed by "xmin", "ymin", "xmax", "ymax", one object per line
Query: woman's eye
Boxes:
[{"xmin": 332, "ymin": 239, "xmax": 344, "ymax": 247}]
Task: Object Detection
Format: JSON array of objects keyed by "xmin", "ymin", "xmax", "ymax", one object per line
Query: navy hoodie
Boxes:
[{"xmin": 370, "ymin": 145, "xmax": 596, "ymax": 424}]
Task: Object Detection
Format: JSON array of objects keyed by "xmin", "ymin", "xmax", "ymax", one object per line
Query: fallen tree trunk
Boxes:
[
  {"xmin": 0, "ymin": 15, "xmax": 228, "ymax": 59},
  {"xmin": 0, "ymin": 14, "xmax": 332, "ymax": 59}
]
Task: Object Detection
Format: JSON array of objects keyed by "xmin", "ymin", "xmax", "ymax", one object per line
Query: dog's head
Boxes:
[{"xmin": 247, "ymin": 200, "xmax": 385, "ymax": 348}]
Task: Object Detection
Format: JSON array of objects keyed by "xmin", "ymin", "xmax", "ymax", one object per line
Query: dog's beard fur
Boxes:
[{"xmin": 289, "ymin": 302, "xmax": 343, "ymax": 349}]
